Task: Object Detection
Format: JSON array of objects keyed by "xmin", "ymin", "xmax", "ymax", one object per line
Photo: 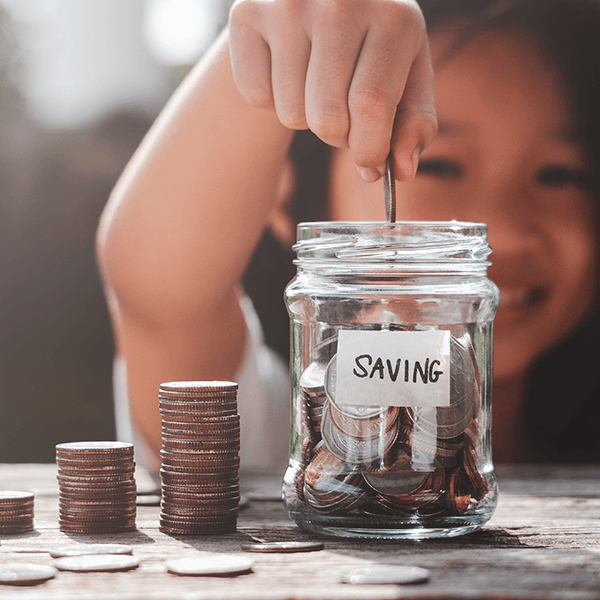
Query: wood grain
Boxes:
[{"xmin": 0, "ymin": 464, "xmax": 599, "ymax": 599}]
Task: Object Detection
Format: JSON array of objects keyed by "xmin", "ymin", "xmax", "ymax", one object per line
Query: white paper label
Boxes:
[{"xmin": 334, "ymin": 329, "xmax": 451, "ymax": 407}]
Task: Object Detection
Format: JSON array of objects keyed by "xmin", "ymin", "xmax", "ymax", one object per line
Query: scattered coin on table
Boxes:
[
  {"xmin": 0, "ymin": 563, "xmax": 57, "ymax": 586},
  {"xmin": 240, "ymin": 541, "xmax": 324, "ymax": 553},
  {"xmin": 53, "ymin": 554, "xmax": 140, "ymax": 572},
  {"xmin": 166, "ymin": 555, "xmax": 254, "ymax": 577},
  {"xmin": 340, "ymin": 566, "xmax": 431, "ymax": 585},
  {"xmin": 49, "ymin": 544, "xmax": 133, "ymax": 558}
]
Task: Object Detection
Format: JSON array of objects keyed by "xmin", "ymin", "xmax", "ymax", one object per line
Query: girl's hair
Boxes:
[{"xmin": 243, "ymin": 0, "xmax": 600, "ymax": 461}]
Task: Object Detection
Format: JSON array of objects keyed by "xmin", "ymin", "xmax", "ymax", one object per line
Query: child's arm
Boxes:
[{"xmin": 96, "ymin": 0, "xmax": 436, "ymax": 460}]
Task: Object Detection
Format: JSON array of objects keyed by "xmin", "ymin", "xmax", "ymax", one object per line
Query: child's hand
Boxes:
[{"xmin": 229, "ymin": 0, "xmax": 437, "ymax": 182}]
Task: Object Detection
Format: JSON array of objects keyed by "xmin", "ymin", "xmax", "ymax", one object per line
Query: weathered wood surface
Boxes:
[{"xmin": 1, "ymin": 463, "xmax": 600, "ymax": 600}]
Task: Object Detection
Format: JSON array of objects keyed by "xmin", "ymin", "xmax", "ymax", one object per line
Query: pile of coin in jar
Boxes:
[
  {"xmin": 158, "ymin": 381, "xmax": 240, "ymax": 535},
  {"xmin": 56, "ymin": 441, "xmax": 136, "ymax": 533},
  {"xmin": 0, "ymin": 491, "xmax": 34, "ymax": 534},
  {"xmin": 293, "ymin": 329, "xmax": 489, "ymax": 519}
]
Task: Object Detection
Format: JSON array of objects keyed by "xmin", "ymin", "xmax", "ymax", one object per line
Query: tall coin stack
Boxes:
[
  {"xmin": 0, "ymin": 491, "xmax": 34, "ymax": 534},
  {"xmin": 56, "ymin": 441, "xmax": 136, "ymax": 533},
  {"xmin": 158, "ymin": 381, "xmax": 240, "ymax": 535}
]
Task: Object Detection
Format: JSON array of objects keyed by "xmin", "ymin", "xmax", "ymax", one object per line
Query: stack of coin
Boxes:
[
  {"xmin": 0, "ymin": 491, "xmax": 34, "ymax": 534},
  {"xmin": 56, "ymin": 441, "xmax": 136, "ymax": 533},
  {"xmin": 158, "ymin": 381, "xmax": 240, "ymax": 535}
]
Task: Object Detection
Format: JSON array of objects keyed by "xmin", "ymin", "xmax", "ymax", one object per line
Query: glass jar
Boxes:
[{"xmin": 283, "ymin": 221, "xmax": 499, "ymax": 539}]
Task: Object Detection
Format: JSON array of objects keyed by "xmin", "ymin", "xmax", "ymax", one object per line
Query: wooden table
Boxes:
[{"xmin": 1, "ymin": 463, "xmax": 600, "ymax": 599}]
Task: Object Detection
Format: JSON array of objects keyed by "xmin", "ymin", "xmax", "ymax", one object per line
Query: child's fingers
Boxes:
[
  {"xmin": 347, "ymin": 4, "xmax": 431, "ymax": 180},
  {"xmin": 304, "ymin": 15, "xmax": 369, "ymax": 149},
  {"xmin": 229, "ymin": 3, "xmax": 274, "ymax": 109},
  {"xmin": 269, "ymin": 28, "xmax": 311, "ymax": 130},
  {"xmin": 390, "ymin": 43, "xmax": 437, "ymax": 181}
]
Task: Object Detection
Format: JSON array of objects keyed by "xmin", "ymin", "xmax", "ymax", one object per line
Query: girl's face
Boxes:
[{"xmin": 327, "ymin": 29, "xmax": 599, "ymax": 382}]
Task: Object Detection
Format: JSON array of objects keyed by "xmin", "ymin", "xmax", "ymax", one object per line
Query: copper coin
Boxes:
[
  {"xmin": 162, "ymin": 439, "xmax": 240, "ymax": 451},
  {"xmin": 0, "ymin": 504, "xmax": 33, "ymax": 514},
  {"xmin": 0, "ymin": 563, "xmax": 56, "ymax": 586},
  {"xmin": 0, "ymin": 524, "xmax": 34, "ymax": 534},
  {"xmin": 161, "ymin": 430, "xmax": 240, "ymax": 442},
  {"xmin": 161, "ymin": 418, "xmax": 240, "ymax": 430},
  {"xmin": 162, "ymin": 413, "xmax": 239, "ymax": 425},
  {"xmin": 362, "ymin": 450, "xmax": 430, "ymax": 496},
  {"xmin": 0, "ymin": 491, "xmax": 34, "ymax": 503},
  {"xmin": 58, "ymin": 524, "xmax": 136, "ymax": 534},
  {"xmin": 159, "ymin": 523, "xmax": 236, "ymax": 535},
  {"xmin": 462, "ymin": 442, "xmax": 489, "ymax": 499},
  {"xmin": 57, "ymin": 492, "xmax": 135, "ymax": 502},
  {"xmin": 161, "ymin": 506, "xmax": 239, "ymax": 518},
  {"xmin": 57, "ymin": 479, "xmax": 136, "ymax": 488},
  {"xmin": 160, "ymin": 464, "xmax": 239, "ymax": 476},
  {"xmin": 161, "ymin": 501, "xmax": 239, "ymax": 513},
  {"xmin": 447, "ymin": 467, "xmax": 472, "ymax": 515},
  {"xmin": 160, "ymin": 453, "xmax": 239, "ymax": 464},
  {"xmin": 380, "ymin": 465, "xmax": 445, "ymax": 510},
  {"xmin": 161, "ymin": 491, "xmax": 239, "ymax": 503},
  {"xmin": 54, "ymin": 554, "xmax": 139, "ymax": 572},
  {"xmin": 160, "ymin": 381, "xmax": 238, "ymax": 393},
  {"xmin": 240, "ymin": 541, "xmax": 324, "ymax": 553},
  {"xmin": 158, "ymin": 406, "xmax": 239, "ymax": 423},
  {"xmin": 0, "ymin": 510, "xmax": 34, "ymax": 519},
  {"xmin": 161, "ymin": 493, "xmax": 239, "ymax": 505},
  {"xmin": 56, "ymin": 441, "xmax": 133, "ymax": 453},
  {"xmin": 165, "ymin": 555, "xmax": 252, "ymax": 576},
  {"xmin": 56, "ymin": 456, "xmax": 134, "ymax": 466}
]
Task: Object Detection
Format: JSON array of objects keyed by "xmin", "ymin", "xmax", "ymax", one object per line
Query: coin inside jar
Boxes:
[{"xmin": 362, "ymin": 449, "xmax": 430, "ymax": 496}]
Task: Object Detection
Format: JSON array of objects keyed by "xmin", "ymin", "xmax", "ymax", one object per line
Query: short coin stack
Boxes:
[
  {"xmin": 0, "ymin": 491, "xmax": 34, "ymax": 534},
  {"xmin": 56, "ymin": 441, "xmax": 136, "ymax": 533},
  {"xmin": 158, "ymin": 381, "xmax": 240, "ymax": 535}
]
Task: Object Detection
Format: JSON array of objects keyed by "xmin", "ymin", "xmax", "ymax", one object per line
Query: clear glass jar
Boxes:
[{"xmin": 283, "ymin": 221, "xmax": 499, "ymax": 539}]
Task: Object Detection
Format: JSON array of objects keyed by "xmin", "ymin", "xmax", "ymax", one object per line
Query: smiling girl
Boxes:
[{"xmin": 97, "ymin": 0, "xmax": 600, "ymax": 473}]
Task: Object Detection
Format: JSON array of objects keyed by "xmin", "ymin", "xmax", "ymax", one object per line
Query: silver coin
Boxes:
[
  {"xmin": 240, "ymin": 541, "xmax": 324, "ymax": 553},
  {"xmin": 321, "ymin": 402, "xmax": 397, "ymax": 464},
  {"xmin": 340, "ymin": 565, "xmax": 430, "ymax": 585},
  {"xmin": 166, "ymin": 555, "xmax": 254, "ymax": 576},
  {"xmin": 49, "ymin": 544, "xmax": 133, "ymax": 558},
  {"xmin": 324, "ymin": 355, "xmax": 387, "ymax": 419},
  {"xmin": 54, "ymin": 554, "xmax": 139, "ymax": 572},
  {"xmin": 384, "ymin": 154, "xmax": 396, "ymax": 223},
  {"xmin": 0, "ymin": 563, "xmax": 57, "ymax": 585},
  {"xmin": 56, "ymin": 441, "xmax": 133, "ymax": 452},
  {"xmin": 0, "ymin": 491, "xmax": 34, "ymax": 502}
]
